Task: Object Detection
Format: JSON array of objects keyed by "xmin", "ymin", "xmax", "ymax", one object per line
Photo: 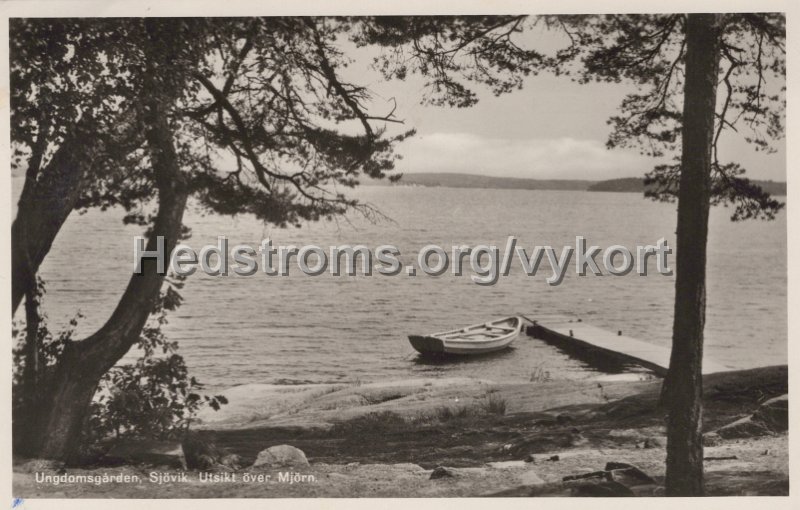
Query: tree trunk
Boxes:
[
  {"xmin": 664, "ymin": 13, "xmax": 721, "ymax": 496},
  {"xmin": 14, "ymin": 286, "xmax": 44, "ymax": 453},
  {"xmin": 11, "ymin": 138, "xmax": 94, "ymax": 314},
  {"xmin": 17, "ymin": 36, "xmax": 188, "ymax": 460},
  {"xmin": 11, "ymin": 109, "xmax": 143, "ymax": 316},
  {"xmin": 11, "ymin": 137, "xmax": 95, "ymax": 456}
]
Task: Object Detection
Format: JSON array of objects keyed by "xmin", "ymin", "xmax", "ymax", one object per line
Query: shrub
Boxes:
[
  {"xmin": 435, "ymin": 405, "xmax": 472, "ymax": 422},
  {"xmin": 12, "ymin": 277, "xmax": 226, "ymax": 449},
  {"xmin": 88, "ymin": 277, "xmax": 227, "ymax": 442},
  {"xmin": 482, "ymin": 394, "xmax": 507, "ymax": 415}
]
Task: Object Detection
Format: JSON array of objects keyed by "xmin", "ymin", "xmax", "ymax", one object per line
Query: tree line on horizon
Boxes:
[{"xmin": 385, "ymin": 172, "xmax": 787, "ymax": 197}]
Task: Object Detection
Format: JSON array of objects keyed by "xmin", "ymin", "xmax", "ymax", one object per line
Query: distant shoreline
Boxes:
[{"xmin": 367, "ymin": 172, "xmax": 787, "ymax": 196}]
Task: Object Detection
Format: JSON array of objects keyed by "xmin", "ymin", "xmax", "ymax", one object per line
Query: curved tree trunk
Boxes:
[
  {"xmin": 12, "ymin": 110, "xmax": 143, "ymax": 316},
  {"xmin": 35, "ymin": 182, "xmax": 187, "ymax": 461},
  {"xmin": 11, "ymin": 138, "xmax": 94, "ymax": 314},
  {"xmin": 11, "ymin": 130, "xmax": 104, "ymax": 456},
  {"xmin": 18, "ymin": 39, "xmax": 188, "ymax": 460},
  {"xmin": 664, "ymin": 13, "xmax": 721, "ymax": 497},
  {"xmin": 11, "ymin": 115, "xmax": 147, "ymax": 458}
]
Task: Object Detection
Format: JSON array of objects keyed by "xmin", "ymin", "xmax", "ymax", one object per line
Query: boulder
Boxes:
[
  {"xmin": 430, "ymin": 466, "xmax": 458, "ymax": 479},
  {"xmin": 105, "ymin": 439, "xmax": 186, "ymax": 469},
  {"xmin": 561, "ymin": 462, "xmax": 657, "ymax": 496},
  {"xmin": 608, "ymin": 467, "xmax": 656, "ymax": 486},
  {"xmin": 252, "ymin": 445, "xmax": 309, "ymax": 468},
  {"xmin": 563, "ymin": 464, "xmax": 655, "ymax": 487}
]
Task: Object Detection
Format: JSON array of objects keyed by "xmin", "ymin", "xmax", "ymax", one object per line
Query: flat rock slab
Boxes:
[
  {"xmin": 196, "ymin": 377, "xmax": 495, "ymax": 430},
  {"xmin": 488, "ymin": 460, "xmax": 527, "ymax": 469}
]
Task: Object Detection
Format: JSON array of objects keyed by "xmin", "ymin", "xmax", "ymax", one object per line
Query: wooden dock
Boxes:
[{"xmin": 526, "ymin": 316, "xmax": 731, "ymax": 376}]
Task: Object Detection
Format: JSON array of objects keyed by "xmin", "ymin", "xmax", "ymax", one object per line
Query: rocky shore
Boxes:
[{"xmin": 13, "ymin": 365, "xmax": 788, "ymax": 497}]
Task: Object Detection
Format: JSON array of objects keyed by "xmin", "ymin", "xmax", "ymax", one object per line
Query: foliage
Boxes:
[
  {"xmin": 12, "ymin": 278, "xmax": 226, "ymax": 445},
  {"xmin": 10, "ymin": 15, "xmax": 551, "ymax": 459},
  {"xmin": 481, "ymin": 394, "xmax": 508, "ymax": 415},
  {"xmin": 11, "ymin": 279, "xmax": 78, "ymax": 396},
  {"xmin": 354, "ymin": 16, "xmax": 542, "ymax": 107},
  {"xmin": 550, "ymin": 14, "xmax": 786, "ymax": 221},
  {"xmin": 644, "ymin": 160, "xmax": 785, "ymax": 220},
  {"xmin": 87, "ymin": 276, "xmax": 227, "ymax": 442},
  {"xmin": 10, "ymin": 17, "xmax": 547, "ymax": 230}
]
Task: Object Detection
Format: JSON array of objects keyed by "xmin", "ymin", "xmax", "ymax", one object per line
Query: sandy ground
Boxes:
[
  {"xmin": 13, "ymin": 366, "xmax": 789, "ymax": 497},
  {"xmin": 13, "ymin": 435, "xmax": 788, "ymax": 498}
]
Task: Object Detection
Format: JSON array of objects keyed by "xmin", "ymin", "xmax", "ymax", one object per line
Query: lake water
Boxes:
[{"xmin": 29, "ymin": 185, "xmax": 787, "ymax": 390}]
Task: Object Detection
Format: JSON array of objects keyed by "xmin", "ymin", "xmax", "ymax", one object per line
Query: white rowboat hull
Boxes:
[{"xmin": 408, "ymin": 316, "xmax": 523, "ymax": 356}]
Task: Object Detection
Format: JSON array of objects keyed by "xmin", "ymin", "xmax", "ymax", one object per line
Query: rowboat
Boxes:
[{"xmin": 408, "ymin": 316, "xmax": 523, "ymax": 356}]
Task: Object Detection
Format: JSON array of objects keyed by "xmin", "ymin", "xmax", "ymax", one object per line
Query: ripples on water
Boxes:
[{"xmin": 30, "ymin": 185, "xmax": 787, "ymax": 390}]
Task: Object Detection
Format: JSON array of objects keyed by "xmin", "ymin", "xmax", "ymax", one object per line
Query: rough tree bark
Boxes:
[
  {"xmin": 16, "ymin": 285, "xmax": 44, "ymax": 452},
  {"xmin": 664, "ymin": 13, "xmax": 721, "ymax": 496}
]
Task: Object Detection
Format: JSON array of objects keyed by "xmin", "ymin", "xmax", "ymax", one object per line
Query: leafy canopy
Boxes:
[
  {"xmin": 11, "ymin": 16, "xmax": 545, "ymax": 228},
  {"xmin": 549, "ymin": 14, "xmax": 785, "ymax": 220}
]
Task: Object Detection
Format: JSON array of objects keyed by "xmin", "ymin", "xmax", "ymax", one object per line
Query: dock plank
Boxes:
[{"xmin": 528, "ymin": 316, "xmax": 731, "ymax": 376}]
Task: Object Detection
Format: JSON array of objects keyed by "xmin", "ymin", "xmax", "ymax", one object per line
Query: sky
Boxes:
[{"xmin": 341, "ymin": 21, "xmax": 787, "ymax": 182}]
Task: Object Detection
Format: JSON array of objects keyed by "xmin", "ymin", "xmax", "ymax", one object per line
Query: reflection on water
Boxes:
[{"xmin": 410, "ymin": 346, "xmax": 520, "ymax": 367}]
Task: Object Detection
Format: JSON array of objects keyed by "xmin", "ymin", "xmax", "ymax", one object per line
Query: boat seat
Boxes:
[{"xmin": 485, "ymin": 325, "xmax": 516, "ymax": 332}]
